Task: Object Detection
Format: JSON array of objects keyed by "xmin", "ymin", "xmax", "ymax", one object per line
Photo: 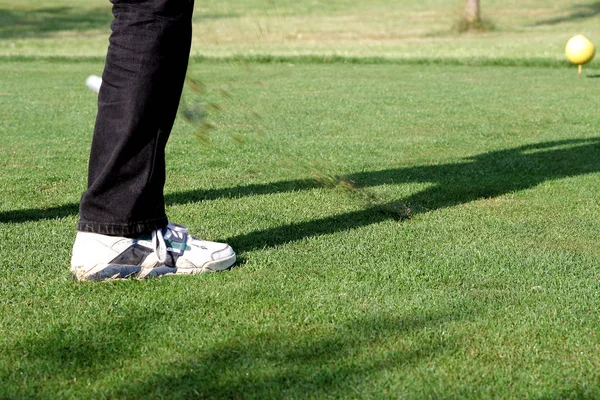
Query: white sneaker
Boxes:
[{"xmin": 70, "ymin": 223, "xmax": 236, "ymax": 281}]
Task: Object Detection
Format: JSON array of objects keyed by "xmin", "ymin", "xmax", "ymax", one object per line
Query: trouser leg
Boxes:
[{"xmin": 78, "ymin": 0, "xmax": 194, "ymax": 237}]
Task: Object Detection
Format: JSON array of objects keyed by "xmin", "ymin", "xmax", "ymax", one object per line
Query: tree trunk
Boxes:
[{"xmin": 465, "ymin": 0, "xmax": 480, "ymax": 23}]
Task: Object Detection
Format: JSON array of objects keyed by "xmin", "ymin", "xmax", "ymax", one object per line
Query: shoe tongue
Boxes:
[
  {"xmin": 136, "ymin": 226, "xmax": 185, "ymax": 245},
  {"xmin": 168, "ymin": 223, "xmax": 188, "ymax": 234}
]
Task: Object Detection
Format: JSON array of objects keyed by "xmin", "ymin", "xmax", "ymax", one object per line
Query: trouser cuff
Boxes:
[{"xmin": 77, "ymin": 217, "xmax": 168, "ymax": 237}]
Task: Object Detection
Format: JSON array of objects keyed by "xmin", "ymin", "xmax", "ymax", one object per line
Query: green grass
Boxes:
[
  {"xmin": 2, "ymin": 0, "xmax": 600, "ymax": 398},
  {"xmin": 2, "ymin": 59, "xmax": 600, "ymax": 399},
  {"xmin": 1, "ymin": 0, "xmax": 600, "ymax": 63}
]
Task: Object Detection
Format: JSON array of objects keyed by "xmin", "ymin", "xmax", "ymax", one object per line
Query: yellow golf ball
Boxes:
[{"xmin": 565, "ymin": 35, "xmax": 596, "ymax": 65}]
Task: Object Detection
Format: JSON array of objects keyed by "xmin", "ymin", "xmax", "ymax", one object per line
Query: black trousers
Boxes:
[{"xmin": 78, "ymin": 0, "xmax": 194, "ymax": 237}]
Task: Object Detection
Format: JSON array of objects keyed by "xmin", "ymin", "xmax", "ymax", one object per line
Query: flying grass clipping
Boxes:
[
  {"xmin": 179, "ymin": 75, "xmax": 410, "ymax": 221},
  {"xmin": 84, "ymin": 73, "xmax": 409, "ymax": 220}
]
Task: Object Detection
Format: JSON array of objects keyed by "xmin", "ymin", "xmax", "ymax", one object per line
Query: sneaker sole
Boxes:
[
  {"xmin": 71, "ymin": 254, "xmax": 236, "ymax": 281},
  {"xmin": 172, "ymin": 253, "xmax": 237, "ymax": 274}
]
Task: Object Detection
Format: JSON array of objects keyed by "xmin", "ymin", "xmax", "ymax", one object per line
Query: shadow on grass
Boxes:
[
  {"xmin": 531, "ymin": 1, "xmax": 600, "ymax": 26},
  {"xmin": 112, "ymin": 312, "xmax": 465, "ymax": 398},
  {"xmin": 0, "ymin": 7, "xmax": 113, "ymax": 39},
  {"xmin": 0, "ymin": 302, "xmax": 172, "ymax": 397},
  {"xmin": 2, "ymin": 138, "xmax": 600, "ymax": 250},
  {"xmin": 0, "ymin": 6, "xmax": 240, "ymax": 40},
  {"xmin": 2, "ymin": 300, "xmax": 476, "ymax": 398},
  {"xmin": 228, "ymin": 138, "xmax": 600, "ymax": 251}
]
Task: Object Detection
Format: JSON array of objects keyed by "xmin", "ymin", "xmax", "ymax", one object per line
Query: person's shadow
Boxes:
[
  {"xmin": 2, "ymin": 138, "xmax": 600, "ymax": 253},
  {"xmin": 223, "ymin": 138, "xmax": 600, "ymax": 251}
]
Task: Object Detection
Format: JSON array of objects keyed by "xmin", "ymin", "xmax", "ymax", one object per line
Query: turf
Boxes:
[
  {"xmin": 2, "ymin": 1, "xmax": 600, "ymax": 399},
  {"xmin": 2, "ymin": 0, "xmax": 600, "ymax": 64}
]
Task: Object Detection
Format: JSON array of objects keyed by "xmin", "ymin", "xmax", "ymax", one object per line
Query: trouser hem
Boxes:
[{"xmin": 77, "ymin": 217, "xmax": 168, "ymax": 237}]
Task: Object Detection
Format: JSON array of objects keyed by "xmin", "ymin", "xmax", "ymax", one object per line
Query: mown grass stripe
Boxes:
[{"xmin": 0, "ymin": 54, "xmax": 572, "ymax": 68}]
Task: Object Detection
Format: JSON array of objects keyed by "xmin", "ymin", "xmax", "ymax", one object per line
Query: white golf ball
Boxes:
[{"xmin": 86, "ymin": 75, "xmax": 102, "ymax": 93}]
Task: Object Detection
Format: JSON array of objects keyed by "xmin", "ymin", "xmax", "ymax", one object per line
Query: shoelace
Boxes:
[
  {"xmin": 151, "ymin": 223, "xmax": 189, "ymax": 263},
  {"xmin": 151, "ymin": 229, "xmax": 168, "ymax": 263}
]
